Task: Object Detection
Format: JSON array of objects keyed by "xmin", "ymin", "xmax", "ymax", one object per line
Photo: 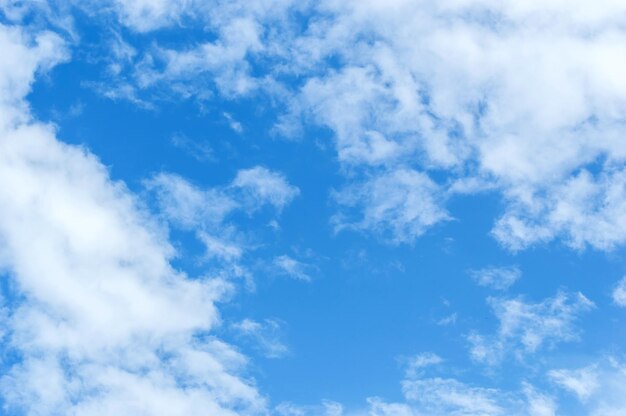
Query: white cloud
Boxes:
[
  {"xmin": 147, "ymin": 166, "xmax": 298, "ymax": 261},
  {"xmin": 273, "ymin": 255, "xmax": 311, "ymax": 282},
  {"xmin": 366, "ymin": 354, "xmax": 559, "ymax": 416},
  {"xmin": 402, "ymin": 377, "xmax": 507, "ymax": 416},
  {"xmin": 469, "ymin": 291, "xmax": 595, "ymax": 365},
  {"xmin": 232, "ymin": 318, "xmax": 288, "ymax": 359},
  {"xmin": 612, "ymin": 276, "xmax": 626, "ymax": 307},
  {"xmin": 493, "ymin": 168, "xmax": 626, "ymax": 250},
  {"xmin": 0, "ymin": 22, "xmax": 266, "ymax": 415},
  {"xmin": 548, "ymin": 366, "xmax": 599, "ymax": 402},
  {"xmin": 523, "ymin": 383, "xmax": 557, "ymax": 416},
  {"xmin": 404, "ymin": 352, "xmax": 443, "ymax": 378},
  {"xmin": 147, "ymin": 172, "xmax": 238, "ymax": 229},
  {"xmin": 224, "ymin": 112, "xmax": 244, "ymax": 133},
  {"xmin": 547, "ymin": 358, "xmax": 626, "ymax": 415},
  {"xmin": 82, "ymin": 0, "xmax": 626, "ymax": 250},
  {"xmin": 232, "ymin": 166, "xmax": 300, "ymax": 212},
  {"xmin": 109, "ymin": 0, "xmax": 192, "ymax": 32},
  {"xmin": 469, "ymin": 266, "xmax": 521, "ymax": 291},
  {"xmin": 275, "ymin": 400, "xmax": 344, "ymax": 416},
  {"xmin": 333, "ymin": 169, "xmax": 449, "ymax": 243}
]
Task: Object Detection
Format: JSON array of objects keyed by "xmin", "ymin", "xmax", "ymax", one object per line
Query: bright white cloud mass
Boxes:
[{"xmin": 0, "ymin": 0, "xmax": 625, "ymax": 415}]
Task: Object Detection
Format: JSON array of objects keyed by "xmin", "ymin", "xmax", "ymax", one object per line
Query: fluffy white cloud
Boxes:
[
  {"xmin": 469, "ymin": 266, "xmax": 521, "ymax": 291},
  {"xmin": 110, "ymin": 0, "xmax": 192, "ymax": 32},
  {"xmin": 298, "ymin": 0, "xmax": 626, "ymax": 248},
  {"xmin": 0, "ymin": 22, "xmax": 266, "ymax": 415},
  {"xmin": 469, "ymin": 291, "xmax": 595, "ymax": 365}
]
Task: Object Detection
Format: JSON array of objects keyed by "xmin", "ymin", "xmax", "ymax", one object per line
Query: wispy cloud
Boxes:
[
  {"xmin": 469, "ymin": 291, "xmax": 595, "ymax": 365},
  {"xmin": 273, "ymin": 255, "xmax": 311, "ymax": 282},
  {"xmin": 469, "ymin": 266, "xmax": 522, "ymax": 291},
  {"xmin": 232, "ymin": 318, "xmax": 289, "ymax": 359}
]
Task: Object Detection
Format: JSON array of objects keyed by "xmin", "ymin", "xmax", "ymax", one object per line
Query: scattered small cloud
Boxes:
[
  {"xmin": 232, "ymin": 166, "xmax": 300, "ymax": 212},
  {"xmin": 612, "ymin": 276, "xmax": 626, "ymax": 307},
  {"xmin": 468, "ymin": 291, "xmax": 595, "ymax": 365},
  {"xmin": 223, "ymin": 112, "xmax": 243, "ymax": 134},
  {"xmin": 469, "ymin": 266, "xmax": 522, "ymax": 291},
  {"xmin": 273, "ymin": 255, "xmax": 311, "ymax": 282},
  {"xmin": 170, "ymin": 133, "xmax": 215, "ymax": 162},
  {"xmin": 232, "ymin": 318, "xmax": 289, "ymax": 359},
  {"xmin": 548, "ymin": 366, "xmax": 599, "ymax": 402}
]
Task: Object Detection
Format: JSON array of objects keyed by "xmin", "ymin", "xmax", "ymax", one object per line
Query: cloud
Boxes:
[
  {"xmin": 469, "ymin": 291, "xmax": 595, "ymax": 365},
  {"xmin": 0, "ymin": 21, "xmax": 266, "ymax": 415},
  {"xmin": 333, "ymin": 169, "xmax": 449, "ymax": 243},
  {"xmin": 469, "ymin": 266, "xmax": 521, "ymax": 291},
  {"xmin": 147, "ymin": 166, "xmax": 298, "ymax": 262},
  {"xmin": 231, "ymin": 166, "xmax": 300, "ymax": 212},
  {"xmin": 286, "ymin": 0, "xmax": 626, "ymax": 249},
  {"xmin": 612, "ymin": 276, "xmax": 626, "ymax": 307},
  {"xmin": 548, "ymin": 366, "xmax": 599, "ymax": 402},
  {"xmin": 69, "ymin": 0, "xmax": 626, "ymax": 250},
  {"xmin": 170, "ymin": 132, "xmax": 215, "ymax": 162},
  {"xmin": 548, "ymin": 359, "xmax": 626, "ymax": 415},
  {"xmin": 147, "ymin": 172, "xmax": 238, "ymax": 229},
  {"xmin": 403, "ymin": 352, "xmax": 443, "ymax": 378},
  {"xmin": 108, "ymin": 0, "xmax": 194, "ymax": 32},
  {"xmin": 368, "ymin": 353, "xmax": 554, "ymax": 416},
  {"xmin": 273, "ymin": 255, "xmax": 311, "ymax": 282},
  {"xmin": 275, "ymin": 400, "xmax": 344, "ymax": 416},
  {"xmin": 523, "ymin": 383, "xmax": 557, "ymax": 416},
  {"xmin": 232, "ymin": 318, "xmax": 289, "ymax": 359},
  {"xmin": 493, "ymin": 168, "xmax": 626, "ymax": 251}
]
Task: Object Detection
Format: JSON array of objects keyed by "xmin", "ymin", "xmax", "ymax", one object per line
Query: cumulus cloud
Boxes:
[
  {"xmin": 88, "ymin": 0, "xmax": 626, "ymax": 250},
  {"xmin": 469, "ymin": 291, "xmax": 595, "ymax": 365},
  {"xmin": 290, "ymin": 0, "xmax": 626, "ymax": 249},
  {"xmin": 0, "ymin": 21, "xmax": 266, "ymax": 415}
]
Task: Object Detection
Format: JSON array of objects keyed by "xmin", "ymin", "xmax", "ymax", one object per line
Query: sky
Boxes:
[{"xmin": 0, "ymin": 1, "xmax": 626, "ymax": 415}]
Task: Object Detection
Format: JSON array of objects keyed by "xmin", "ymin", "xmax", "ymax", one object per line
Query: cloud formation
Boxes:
[
  {"xmin": 87, "ymin": 0, "xmax": 626, "ymax": 249},
  {"xmin": 469, "ymin": 291, "xmax": 595, "ymax": 365},
  {"xmin": 0, "ymin": 21, "xmax": 266, "ymax": 416}
]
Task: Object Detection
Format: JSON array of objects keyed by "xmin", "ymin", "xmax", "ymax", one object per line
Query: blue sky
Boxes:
[{"xmin": 1, "ymin": 1, "xmax": 626, "ymax": 415}]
